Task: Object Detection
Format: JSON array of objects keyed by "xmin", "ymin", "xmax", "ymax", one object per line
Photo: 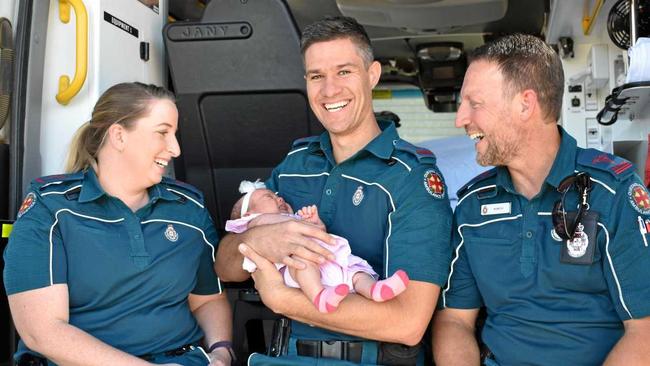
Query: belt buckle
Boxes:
[
  {"xmin": 165, "ymin": 344, "xmax": 195, "ymax": 357},
  {"xmin": 320, "ymin": 340, "xmax": 343, "ymax": 359},
  {"xmin": 321, "ymin": 340, "xmax": 363, "ymax": 362}
]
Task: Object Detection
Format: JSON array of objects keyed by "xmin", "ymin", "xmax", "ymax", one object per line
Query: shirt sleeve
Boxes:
[
  {"xmin": 439, "ymin": 212, "xmax": 483, "ymax": 309},
  {"xmin": 192, "ymin": 208, "xmax": 222, "ymax": 295},
  {"xmin": 602, "ymin": 174, "xmax": 650, "ymax": 320},
  {"xmin": 3, "ymin": 191, "xmax": 68, "ymax": 295},
  {"xmin": 387, "ymin": 164, "xmax": 452, "ymax": 286}
]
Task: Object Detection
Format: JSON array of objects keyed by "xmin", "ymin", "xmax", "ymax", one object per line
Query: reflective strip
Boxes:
[
  {"xmin": 443, "ymin": 214, "xmax": 523, "ymax": 308},
  {"xmin": 196, "ymin": 346, "xmax": 211, "ymax": 361},
  {"xmin": 278, "ymin": 172, "xmax": 330, "ymax": 179},
  {"xmin": 341, "ymin": 174, "xmax": 395, "ymax": 277},
  {"xmin": 166, "ymin": 188, "xmax": 204, "ymax": 209},
  {"xmin": 247, "ymin": 353, "xmax": 257, "ymax": 365},
  {"xmin": 456, "ymin": 184, "xmax": 497, "ymax": 207},
  {"xmin": 50, "ymin": 209, "xmax": 125, "ymax": 285},
  {"xmin": 287, "ymin": 146, "xmax": 308, "ymax": 156},
  {"xmin": 590, "ymin": 177, "xmax": 616, "ymax": 195},
  {"xmin": 1, "ymin": 223, "xmax": 12, "ymax": 238},
  {"xmin": 41, "ymin": 184, "xmax": 83, "ymax": 196},
  {"xmin": 391, "ymin": 157, "xmax": 411, "ymax": 172},
  {"xmin": 40, "ymin": 181, "xmax": 64, "ymax": 188},
  {"xmin": 600, "ymin": 222, "xmax": 633, "ymax": 318},
  {"xmin": 141, "ymin": 219, "xmax": 220, "ymax": 292}
]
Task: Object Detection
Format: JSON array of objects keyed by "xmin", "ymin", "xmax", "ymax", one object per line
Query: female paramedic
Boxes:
[{"xmin": 3, "ymin": 82, "xmax": 233, "ymax": 366}]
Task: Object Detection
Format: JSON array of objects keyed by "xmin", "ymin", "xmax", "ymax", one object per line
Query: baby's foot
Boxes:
[
  {"xmin": 313, "ymin": 284, "xmax": 350, "ymax": 313},
  {"xmin": 370, "ymin": 270, "xmax": 409, "ymax": 302}
]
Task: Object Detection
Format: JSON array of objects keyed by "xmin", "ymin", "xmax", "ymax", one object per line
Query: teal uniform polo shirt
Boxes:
[
  {"xmin": 4, "ymin": 169, "xmax": 222, "ymax": 362},
  {"xmin": 266, "ymin": 121, "xmax": 453, "ymax": 347},
  {"xmin": 442, "ymin": 127, "xmax": 650, "ymax": 366}
]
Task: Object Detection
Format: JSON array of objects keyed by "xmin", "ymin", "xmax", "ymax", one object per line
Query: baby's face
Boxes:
[{"xmin": 249, "ymin": 189, "xmax": 293, "ymax": 215}]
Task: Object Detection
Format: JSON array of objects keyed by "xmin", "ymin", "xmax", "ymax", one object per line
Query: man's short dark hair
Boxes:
[
  {"xmin": 300, "ymin": 16, "xmax": 374, "ymax": 66},
  {"xmin": 471, "ymin": 34, "xmax": 564, "ymax": 122}
]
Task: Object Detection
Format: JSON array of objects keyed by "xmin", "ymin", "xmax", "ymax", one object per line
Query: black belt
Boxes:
[
  {"xmin": 16, "ymin": 354, "xmax": 48, "ymax": 366},
  {"xmin": 296, "ymin": 339, "xmax": 363, "ymax": 363},
  {"xmin": 138, "ymin": 343, "xmax": 198, "ymax": 361}
]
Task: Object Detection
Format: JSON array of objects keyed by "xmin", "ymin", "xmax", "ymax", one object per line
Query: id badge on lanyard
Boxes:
[{"xmin": 560, "ymin": 210, "xmax": 599, "ymax": 265}]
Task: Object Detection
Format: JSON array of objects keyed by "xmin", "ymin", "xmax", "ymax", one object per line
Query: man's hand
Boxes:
[
  {"xmin": 246, "ymin": 219, "xmax": 335, "ymax": 269},
  {"xmin": 239, "ymin": 243, "xmax": 290, "ymax": 313},
  {"xmin": 216, "ymin": 218, "xmax": 337, "ymax": 282}
]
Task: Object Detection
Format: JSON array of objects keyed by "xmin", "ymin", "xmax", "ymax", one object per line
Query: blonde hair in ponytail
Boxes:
[{"xmin": 64, "ymin": 82, "xmax": 175, "ymax": 173}]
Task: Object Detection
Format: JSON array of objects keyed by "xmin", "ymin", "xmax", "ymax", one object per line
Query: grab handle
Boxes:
[{"xmin": 56, "ymin": 0, "xmax": 88, "ymax": 105}]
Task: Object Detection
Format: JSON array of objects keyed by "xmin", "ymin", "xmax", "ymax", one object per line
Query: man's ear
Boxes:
[
  {"xmin": 368, "ymin": 60, "xmax": 382, "ymax": 89},
  {"xmin": 519, "ymin": 89, "xmax": 538, "ymax": 121},
  {"xmin": 107, "ymin": 123, "xmax": 127, "ymax": 152}
]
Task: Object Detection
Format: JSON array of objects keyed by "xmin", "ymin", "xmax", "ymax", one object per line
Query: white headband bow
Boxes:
[{"xmin": 239, "ymin": 179, "xmax": 266, "ymax": 217}]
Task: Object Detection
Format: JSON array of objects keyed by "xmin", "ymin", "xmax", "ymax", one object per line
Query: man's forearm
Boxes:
[
  {"xmin": 432, "ymin": 314, "xmax": 479, "ymax": 366},
  {"xmin": 215, "ymin": 232, "xmax": 251, "ymax": 282},
  {"xmin": 273, "ymin": 281, "xmax": 437, "ymax": 346}
]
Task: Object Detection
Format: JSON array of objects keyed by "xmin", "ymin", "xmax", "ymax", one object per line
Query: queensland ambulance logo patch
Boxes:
[
  {"xmin": 424, "ymin": 170, "xmax": 445, "ymax": 198},
  {"xmin": 164, "ymin": 224, "xmax": 179, "ymax": 242},
  {"xmin": 352, "ymin": 185, "xmax": 364, "ymax": 206},
  {"xmin": 628, "ymin": 183, "xmax": 650, "ymax": 214},
  {"xmin": 17, "ymin": 192, "xmax": 37, "ymax": 218}
]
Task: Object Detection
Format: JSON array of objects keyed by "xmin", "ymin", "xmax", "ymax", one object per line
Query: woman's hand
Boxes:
[{"xmin": 208, "ymin": 347, "xmax": 232, "ymax": 366}]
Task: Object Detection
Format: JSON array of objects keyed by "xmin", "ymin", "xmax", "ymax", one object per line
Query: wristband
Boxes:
[{"xmin": 207, "ymin": 340, "xmax": 236, "ymax": 361}]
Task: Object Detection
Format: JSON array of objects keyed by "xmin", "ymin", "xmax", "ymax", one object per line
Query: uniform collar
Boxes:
[
  {"xmin": 78, "ymin": 168, "xmax": 176, "ymax": 203},
  {"xmin": 494, "ymin": 126, "xmax": 577, "ymax": 193},
  {"xmin": 78, "ymin": 169, "xmax": 107, "ymax": 203},
  {"xmin": 156, "ymin": 182, "xmax": 182, "ymax": 202},
  {"xmin": 545, "ymin": 126, "xmax": 578, "ymax": 189},
  {"xmin": 363, "ymin": 120, "xmax": 398, "ymax": 160},
  {"xmin": 312, "ymin": 120, "xmax": 397, "ymax": 163}
]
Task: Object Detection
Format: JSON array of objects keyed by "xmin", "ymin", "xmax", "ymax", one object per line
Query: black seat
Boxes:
[
  {"xmin": 164, "ymin": 0, "xmax": 322, "ymax": 230},
  {"xmin": 164, "ymin": 0, "xmax": 322, "ymax": 363}
]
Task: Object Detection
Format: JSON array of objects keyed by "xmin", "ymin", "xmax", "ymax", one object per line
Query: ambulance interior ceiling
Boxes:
[{"xmin": 169, "ymin": 0, "xmax": 548, "ymax": 95}]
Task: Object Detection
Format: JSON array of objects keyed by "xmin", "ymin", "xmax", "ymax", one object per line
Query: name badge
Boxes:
[{"xmin": 481, "ymin": 202, "xmax": 511, "ymax": 216}]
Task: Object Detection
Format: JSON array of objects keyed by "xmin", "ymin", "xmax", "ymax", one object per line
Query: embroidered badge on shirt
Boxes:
[
  {"xmin": 164, "ymin": 224, "xmax": 179, "ymax": 242},
  {"xmin": 352, "ymin": 185, "xmax": 364, "ymax": 206},
  {"xmin": 628, "ymin": 183, "xmax": 650, "ymax": 214},
  {"xmin": 566, "ymin": 222, "xmax": 589, "ymax": 258},
  {"xmin": 424, "ymin": 170, "xmax": 445, "ymax": 198},
  {"xmin": 17, "ymin": 192, "xmax": 37, "ymax": 218},
  {"xmin": 480, "ymin": 202, "xmax": 511, "ymax": 216}
]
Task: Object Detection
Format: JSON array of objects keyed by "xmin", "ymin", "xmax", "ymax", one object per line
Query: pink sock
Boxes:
[
  {"xmin": 313, "ymin": 284, "xmax": 350, "ymax": 313},
  {"xmin": 370, "ymin": 270, "xmax": 409, "ymax": 302}
]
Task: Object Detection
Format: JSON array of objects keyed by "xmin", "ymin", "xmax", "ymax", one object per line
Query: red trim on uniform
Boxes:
[
  {"xmin": 416, "ymin": 149, "xmax": 433, "ymax": 155},
  {"xmin": 612, "ymin": 162, "xmax": 633, "ymax": 174},
  {"xmin": 592, "ymin": 154, "xmax": 615, "ymax": 164}
]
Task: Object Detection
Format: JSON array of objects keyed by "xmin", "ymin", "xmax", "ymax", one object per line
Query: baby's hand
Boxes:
[{"xmin": 298, "ymin": 205, "xmax": 326, "ymax": 230}]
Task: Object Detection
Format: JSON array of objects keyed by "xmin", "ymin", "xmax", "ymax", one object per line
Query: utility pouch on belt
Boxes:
[
  {"xmin": 377, "ymin": 342, "xmax": 420, "ymax": 365},
  {"xmin": 268, "ymin": 317, "xmax": 290, "ymax": 357}
]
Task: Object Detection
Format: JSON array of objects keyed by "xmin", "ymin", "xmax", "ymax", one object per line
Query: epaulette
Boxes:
[
  {"xmin": 394, "ymin": 140, "xmax": 436, "ymax": 163},
  {"xmin": 457, "ymin": 168, "xmax": 497, "ymax": 199},
  {"xmin": 34, "ymin": 171, "xmax": 84, "ymax": 190},
  {"xmin": 291, "ymin": 136, "xmax": 319, "ymax": 148},
  {"xmin": 162, "ymin": 177, "xmax": 204, "ymax": 203},
  {"xmin": 577, "ymin": 149, "xmax": 635, "ymax": 181}
]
